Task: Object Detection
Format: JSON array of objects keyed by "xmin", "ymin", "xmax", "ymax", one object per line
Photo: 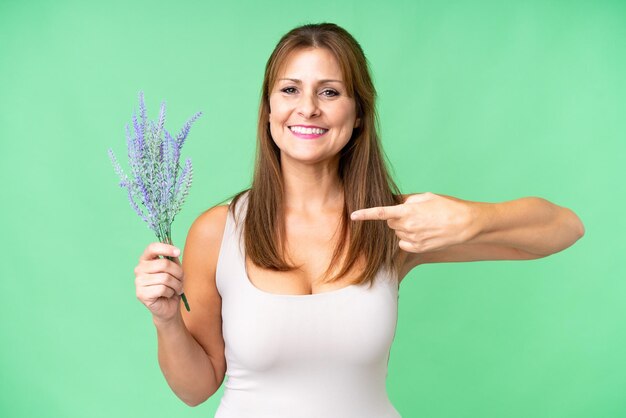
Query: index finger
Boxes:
[
  {"xmin": 351, "ymin": 204, "xmax": 404, "ymax": 221},
  {"xmin": 139, "ymin": 242, "xmax": 181, "ymax": 261}
]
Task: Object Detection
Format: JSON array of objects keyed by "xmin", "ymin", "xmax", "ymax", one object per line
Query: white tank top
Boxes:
[{"xmin": 214, "ymin": 191, "xmax": 402, "ymax": 418}]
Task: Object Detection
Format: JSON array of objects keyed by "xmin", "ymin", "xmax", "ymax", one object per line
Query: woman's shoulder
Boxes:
[
  {"xmin": 194, "ymin": 189, "xmax": 251, "ymax": 231},
  {"xmin": 188, "ymin": 205, "xmax": 230, "ymax": 249},
  {"xmin": 182, "ymin": 204, "xmax": 233, "ymax": 292}
]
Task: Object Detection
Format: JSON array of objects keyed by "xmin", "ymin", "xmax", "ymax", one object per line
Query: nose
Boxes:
[{"xmin": 296, "ymin": 90, "xmax": 320, "ymax": 118}]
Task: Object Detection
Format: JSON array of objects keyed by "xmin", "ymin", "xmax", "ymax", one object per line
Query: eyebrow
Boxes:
[{"xmin": 277, "ymin": 78, "xmax": 344, "ymax": 84}]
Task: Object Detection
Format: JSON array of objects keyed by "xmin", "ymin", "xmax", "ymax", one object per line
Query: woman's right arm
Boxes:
[{"xmin": 134, "ymin": 205, "xmax": 229, "ymax": 406}]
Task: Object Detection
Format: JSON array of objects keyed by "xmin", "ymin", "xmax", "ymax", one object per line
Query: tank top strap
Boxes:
[{"xmin": 215, "ymin": 191, "xmax": 250, "ymax": 298}]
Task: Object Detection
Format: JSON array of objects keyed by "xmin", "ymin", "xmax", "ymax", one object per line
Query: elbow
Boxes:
[
  {"xmin": 570, "ymin": 209, "xmax": 585, "ymax": 240},
  {"xmin": 577, "ymin": 218, "xmax": 586, "ymax": 239},
  {"xmin": 560, "ymin": 209, "xmax": 585, "ymax": 252},
  {"xmin": 176, "ymin": 360, "xmax": 224, "ymax": 407},
  {"xmin": 183, "ymin": 399, "xmax": 202, "ymax": 408},
  {"xmin": 178, "ymin": 385, "xmax": 216, "ymax": 407},
  {"xmin": 552, "ymin": 201, "xmax": 585, "ymax": 239},
  {"xmin": 182, "ymin": 393, "xmax": 210, "ymax": 407},
  {"xmin": 545, "ymin": 207, "xmax": 585, "ymax": 256}
]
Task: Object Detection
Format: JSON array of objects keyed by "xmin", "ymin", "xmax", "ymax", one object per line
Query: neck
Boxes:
[{"xmin": 280, "ymin": 156, "xmax": 344, "ymax": 215}]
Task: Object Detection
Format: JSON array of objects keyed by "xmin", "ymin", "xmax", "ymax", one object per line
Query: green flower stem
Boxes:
[
  {"xmin": 163, "ymin": 234, "xmax": 190, "ymax": 312},
  {"xmin": 163, "ymin": 255, "xmax": 190, "ymax": 312},
  {"xmin": 181, "ymin": 293, "xmax": 191, "ymax": 312}
]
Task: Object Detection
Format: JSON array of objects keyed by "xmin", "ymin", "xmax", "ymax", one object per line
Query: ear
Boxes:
[{"xmin": 354, "ymin": 117, "xmax": 361, "ymax": 128}]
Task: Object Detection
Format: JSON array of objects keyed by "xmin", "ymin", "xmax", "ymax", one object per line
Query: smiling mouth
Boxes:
[
  {"xmin": 288, "ymin": 126, "xmax": 329, "ymax": 135},
  {"xmin": 288, "ymin": 126, "xmax": 329, "ymax": 139}
]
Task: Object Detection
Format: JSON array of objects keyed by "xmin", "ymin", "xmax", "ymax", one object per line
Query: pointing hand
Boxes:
[{"xmin": 350, "ymin": 192, "xmax": 477, "ymax": 253}]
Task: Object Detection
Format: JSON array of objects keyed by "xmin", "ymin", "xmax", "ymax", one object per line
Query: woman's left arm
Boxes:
[
  {"xmin": 351, "ymin": 192, "xmax": 585, "ymax": 262},
  {"xmin": 444, "ymin": 194, "xmax": 585, "ymax": 257}
]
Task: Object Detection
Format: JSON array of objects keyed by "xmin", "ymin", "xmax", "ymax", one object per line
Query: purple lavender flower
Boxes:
[
  {"xmin": 176, "ymin": 111, "xmax": 202, "ymax": 149},
  {"xmin": 108, "ymin": 91, "xmax": 202, "ymax": 312}
]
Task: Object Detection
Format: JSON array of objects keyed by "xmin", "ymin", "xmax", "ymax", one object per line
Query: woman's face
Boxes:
[{"xmin": 268, "ymin": 47, "xmax": 360, "ymax": 167}]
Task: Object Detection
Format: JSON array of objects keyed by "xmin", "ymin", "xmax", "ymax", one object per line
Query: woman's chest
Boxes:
[
  {"xmin": 222, "ymin": 271, "xmax": 399, "ymax": 371},
  {"xmin": 245, "ymin": 239, "xmax": 360, "ymax": 296},
  {"xmin": 245, "ymin": 214, "xmax": 356, "ymax": 294}
]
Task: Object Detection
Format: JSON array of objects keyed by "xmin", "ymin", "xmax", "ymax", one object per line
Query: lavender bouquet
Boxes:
[{"xmin": 108, "ymin": 91, "xmax": 201, "ymax": 312}]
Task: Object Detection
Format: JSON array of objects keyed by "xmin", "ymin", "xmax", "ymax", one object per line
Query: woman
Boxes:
[{"xmin": 133, "ymin": 23, "xmax": 584, "ymax": 417}]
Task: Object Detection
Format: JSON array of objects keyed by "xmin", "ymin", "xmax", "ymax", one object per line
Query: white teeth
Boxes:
[{"xmin": 289, "ymin": 126, "xmax": 328, "ymax": 135}]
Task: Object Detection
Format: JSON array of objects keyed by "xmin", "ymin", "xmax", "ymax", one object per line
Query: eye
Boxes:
[
  {"xmin": 281, "ymin": 87, "xmax": 297, "ymax": 94},
  {"xmin": 321, "ymin": 89, "xmax": 339, "ymax": 97}
]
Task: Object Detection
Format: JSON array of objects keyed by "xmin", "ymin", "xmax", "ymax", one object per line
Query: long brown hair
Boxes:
[{"xmin": 227, "ymin": 22, "xmax": 403, "ymax": 288}]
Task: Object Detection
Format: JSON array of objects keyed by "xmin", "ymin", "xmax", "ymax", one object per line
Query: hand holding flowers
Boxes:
[
  {"xmin": 134, "ymin": 242, "xmax": 185, "ymax": 323},
  {"xmin": 109, "ymin": 92, "xmax": 201, "ymax": 312}
]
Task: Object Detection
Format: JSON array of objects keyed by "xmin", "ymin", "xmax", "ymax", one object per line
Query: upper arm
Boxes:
[
  {"xmin": 396, "ymin": 192, "xmax": 544, "ymax": 279},
  {"xmin": 179, "ymin": 204, "xmax": 229, "ymax": 392}
]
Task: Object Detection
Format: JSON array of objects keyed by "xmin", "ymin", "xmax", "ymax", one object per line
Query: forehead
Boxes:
[{"xmin": 276, "ymin": 47, "xmax": 344, "ymax": 80}]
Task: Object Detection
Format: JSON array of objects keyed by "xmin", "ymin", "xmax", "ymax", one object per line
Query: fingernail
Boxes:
[{"xmin": 173, "ymin": 248, "xmax": 180, "ymax": 256}]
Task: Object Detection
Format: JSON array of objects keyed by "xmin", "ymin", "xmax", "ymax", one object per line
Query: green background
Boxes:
[{"xmin": 1, "ymin": 0, "xmax": 624, "ymax": 417}]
